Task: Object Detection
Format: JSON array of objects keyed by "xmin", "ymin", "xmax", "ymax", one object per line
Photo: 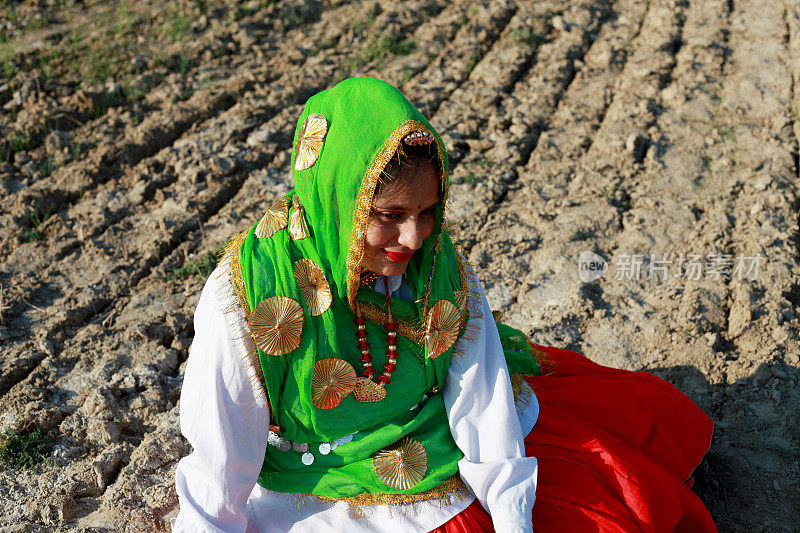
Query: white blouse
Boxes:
[{"xmin": 172, "ymin": 261, "xmax": 539, "ymax": 532}]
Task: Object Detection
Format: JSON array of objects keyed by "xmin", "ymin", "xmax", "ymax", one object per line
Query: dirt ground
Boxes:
[{"xmin": 0, "ymin": 0, "xmax": 798, "ymax": 530}]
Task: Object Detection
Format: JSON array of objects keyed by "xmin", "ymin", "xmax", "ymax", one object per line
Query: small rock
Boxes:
[
  {"xmin": 210, "ymin": 156, "xmax": 236, "ymax": 176},
  {"xmin": 770, "ymin": 366, "xmax": 787, "ymax": 380},
  {"xmin": 44, "ymin": 130, "xmax": 70, "ymax": 154},
  {"xmin": 788, "ymin": 353, "xmax": 799, "ymax": 364},
  {"xmin": 131, "ymin": 56, "xmax": 146, "ymax": 72},
  {"xmin": 106, "ymin": 82, "xmax": 122, "ymax": 95},
  {"xmin": 94, "ymin": 445, "xmax": 125, "ymax": 488},
  {"xmin": 247, "ymin": 127, "xmax": 270, "ymax": 147},
  {"xmin": 728, "ymin": 285, "xmax": 752, "ymax": 338},
  {"xmin": 192, "ymin": 15, "xmax": 208, "ymax": 32},
  {"xmin": 87, "ymin": 418, "xmax": 121, "ymax": 445},
  {"xmin": 749, "ymin": 203, "xmax": 762, "ymax": 216},
  {"xmin": 753, "ymin": 175, "xmax": 771, "ymax": 191},
  {"xmin": 3, "ymin": 90, "xmax": 23, "ymax": 111},
  {"xmin": 552, "ymin": 16, "xmax": 569, "ymax": 31},
  {"xmin": 625, "ymin": 134, "xmax": 648, "ymax": 162},
  {"xmin": 37, "ymin": 337, "xmax": 56, "ymax": 356},
  {"xmin": 485, "ymin": 283, "xmax": 513, "ymax": 310}
]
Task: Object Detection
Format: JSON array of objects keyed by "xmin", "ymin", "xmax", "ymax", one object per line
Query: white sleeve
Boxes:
[
  {"xmin": 172, "ymin": 264, "xmax": 269, "ymax": 532},
  {"xmin": 444, "ymin": 276, "xmax": 538, "ymax": 533}
]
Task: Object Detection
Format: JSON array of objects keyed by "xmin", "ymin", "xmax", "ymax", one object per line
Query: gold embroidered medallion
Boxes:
[
  {"xmin": 372, "ymin": 437, "xmax": 428, "ymax": 490},
  {"xmin": 425, "ymin": 299, "xmax": 461, "ymax": 359},
  {"xmin": 294, "ymin": 113, "xmax": 327, "ymax": 171},
  {"xmin": 250, "ymin": 296, "xmax": 304, "ymax": 356},
  {"xmin": 311, "ymin": 358, "xmax": 357, "ymax": 409},
  {"xmin": 294, "ymin": 258, "xmax": 332, "ymax": 316},
  {"xmin": 255, "ymin": 197, "xmax": 289, "ymax": 238}
]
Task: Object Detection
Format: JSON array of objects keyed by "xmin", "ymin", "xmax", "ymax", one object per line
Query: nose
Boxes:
[{"xmin": 396, "ymin": 217, "xmax": 423, "ymax": 250}]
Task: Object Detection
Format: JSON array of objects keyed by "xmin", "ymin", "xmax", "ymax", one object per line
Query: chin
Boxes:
[{"xmin": 376, "ymin": 262, "xmax": 408, "ymax": 277}]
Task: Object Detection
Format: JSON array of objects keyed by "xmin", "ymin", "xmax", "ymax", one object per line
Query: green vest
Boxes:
[{"xmin": 224, "ymin": 77, "xmax": 542, "ymax": 502}]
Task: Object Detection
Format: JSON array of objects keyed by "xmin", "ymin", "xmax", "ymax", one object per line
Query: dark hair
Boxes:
[{"xmin": 375, "ymin": 143, "xmax": 443, "ymax": 196}]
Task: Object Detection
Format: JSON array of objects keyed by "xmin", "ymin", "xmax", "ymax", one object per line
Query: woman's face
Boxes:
[{"xmin": 362, "ymin": 159, "xmax": 440, "ymax": 278}]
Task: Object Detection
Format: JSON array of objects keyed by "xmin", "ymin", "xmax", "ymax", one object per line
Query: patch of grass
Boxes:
[
  {"xmin": 229, "ymin": 1, "xmax": 276, "ymax": 22},
  {"xmin": 717, "ymin": 125, "xmax": 737, "ymax": 143},
  {"xmin": 16, "ymin": 205, "xmax": 52, "ymax": 243},
  {"xmin": 9, "ymin": 129, "xmax": 30, "ymax": 152},
  {"xmin": 37, "ymin": 47, "xmax": 60, "ymax": 82},
  {"xmin": 166, "ymin": 6, "xmax": 193, "ymax": 42},
  {"xmin": 40, "ymin": 155, "xmax": 57, "ymax": 178},
  {"xmin": 603, "ymin": 183, "xmax": 617, "ymax": 201},
  {"xmin": 281, "ymin": 5, "xmax": 305, "ymax": 31},
  {"xmin": 87, "ymin": 48, "xmax": 114, "ymax": 83},
  {"xmin": 163, "ymin": 248, "xmax": 222, "ymax": 281},
  {"xmin": 179, "ymin": 87, "xmax": 195, "ymax": 101},
  {"xmin": 0, "ymin": 428, "xmax": 53, "ymax": 472},
  {"xmin": 176, "ymin": 56, "xmax": 194, "ymax": 75},
  {"xmin": 461, "ymin": 173, "xmax": 478, "ymax": 187},
  {"xmin": 354, "ymin": 33, "xmax": 416, "ymax": 69},
  {"xmin": 348, "ymin": 12, "xmax": 377, "ymax": 35},
  {"xmin": 28, "ymin": 10, "xmax": 53, "ymax": 30},
  {"xmin": 1, "ymin": 128, "xmax": 32, "ymax": 163},
  {"xmin": 113, "ymin": 1, "xmax": 136, "ymax": 36},
  {"xmin": 473, "ymin": 156, "xmax": 496, "ymax": 167},
  {"xmin": 122, "ymin": 74, "xmax": 158, "ymax": 104},
  {"xmin": 510, "ymin": 28, "xmax": 546, "ymax": 52},
  {"xmin": 464, "ymin": 52, "xmax": 480, "ymax": 77},
  {"xmin": 71, "ymin": 140, "xmax": 84, "ymax": 160},
  {"xmin": 0, "ymin": 41, "xmax": 17, "ymax": 80},
  {"xmin": 424, "ymin": 3, "xmax": 445, "ymax": 18}
]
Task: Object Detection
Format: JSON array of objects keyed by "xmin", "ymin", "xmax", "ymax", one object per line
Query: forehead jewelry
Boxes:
[{"xmin": 403, "ymin": 130, "xmax": 435, "ymax": 146}]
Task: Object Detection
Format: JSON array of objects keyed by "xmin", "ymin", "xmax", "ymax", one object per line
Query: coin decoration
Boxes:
[{"xmin": 250, "ymin": 296, "xmax": 304, "ymax": 356}]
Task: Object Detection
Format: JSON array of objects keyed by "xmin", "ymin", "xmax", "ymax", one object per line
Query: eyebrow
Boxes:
[{"xmin": 372, "ymin": 200, "xmax": 441, "ymax": 212}]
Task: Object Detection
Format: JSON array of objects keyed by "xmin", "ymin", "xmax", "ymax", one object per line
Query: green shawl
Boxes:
[{"xmin": 225, "ymin": 77, "xmax": 540, "ymax": 503}]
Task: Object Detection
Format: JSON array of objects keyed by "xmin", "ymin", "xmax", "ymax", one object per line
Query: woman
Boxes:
[{"xmin": 173, "ymin": 77, "xmax": 715, "ymax": 532}]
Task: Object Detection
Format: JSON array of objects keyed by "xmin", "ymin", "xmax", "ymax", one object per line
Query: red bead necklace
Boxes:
[{"xmin": 355, "ymin": 276, "xmax": 398, "ymax": 387}]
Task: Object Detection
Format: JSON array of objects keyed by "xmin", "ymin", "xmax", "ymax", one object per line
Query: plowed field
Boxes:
[{"xmin": 1, "ymin": 0, "xmax": 798, "ymax": 530}]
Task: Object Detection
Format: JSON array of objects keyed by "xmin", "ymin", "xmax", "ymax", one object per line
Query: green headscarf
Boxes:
[{"xmin": 224, "ymin": 77, "xmax": 540, "ymax": 503}]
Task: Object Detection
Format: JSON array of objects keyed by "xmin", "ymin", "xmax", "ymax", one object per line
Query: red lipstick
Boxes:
[{"xmin": 384, "ymin": 250, "xmax": 414, "ymax": 262}]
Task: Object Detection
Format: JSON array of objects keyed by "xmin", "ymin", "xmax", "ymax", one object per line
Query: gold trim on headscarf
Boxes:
[{"xmin": 345, "ymin": 119, "xmax": 449, "ymax": 316}]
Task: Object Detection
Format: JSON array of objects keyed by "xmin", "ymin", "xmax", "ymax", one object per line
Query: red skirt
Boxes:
[{"xmin": 431, "ymin": 346, "xmax": 716, "ymax": 533}]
